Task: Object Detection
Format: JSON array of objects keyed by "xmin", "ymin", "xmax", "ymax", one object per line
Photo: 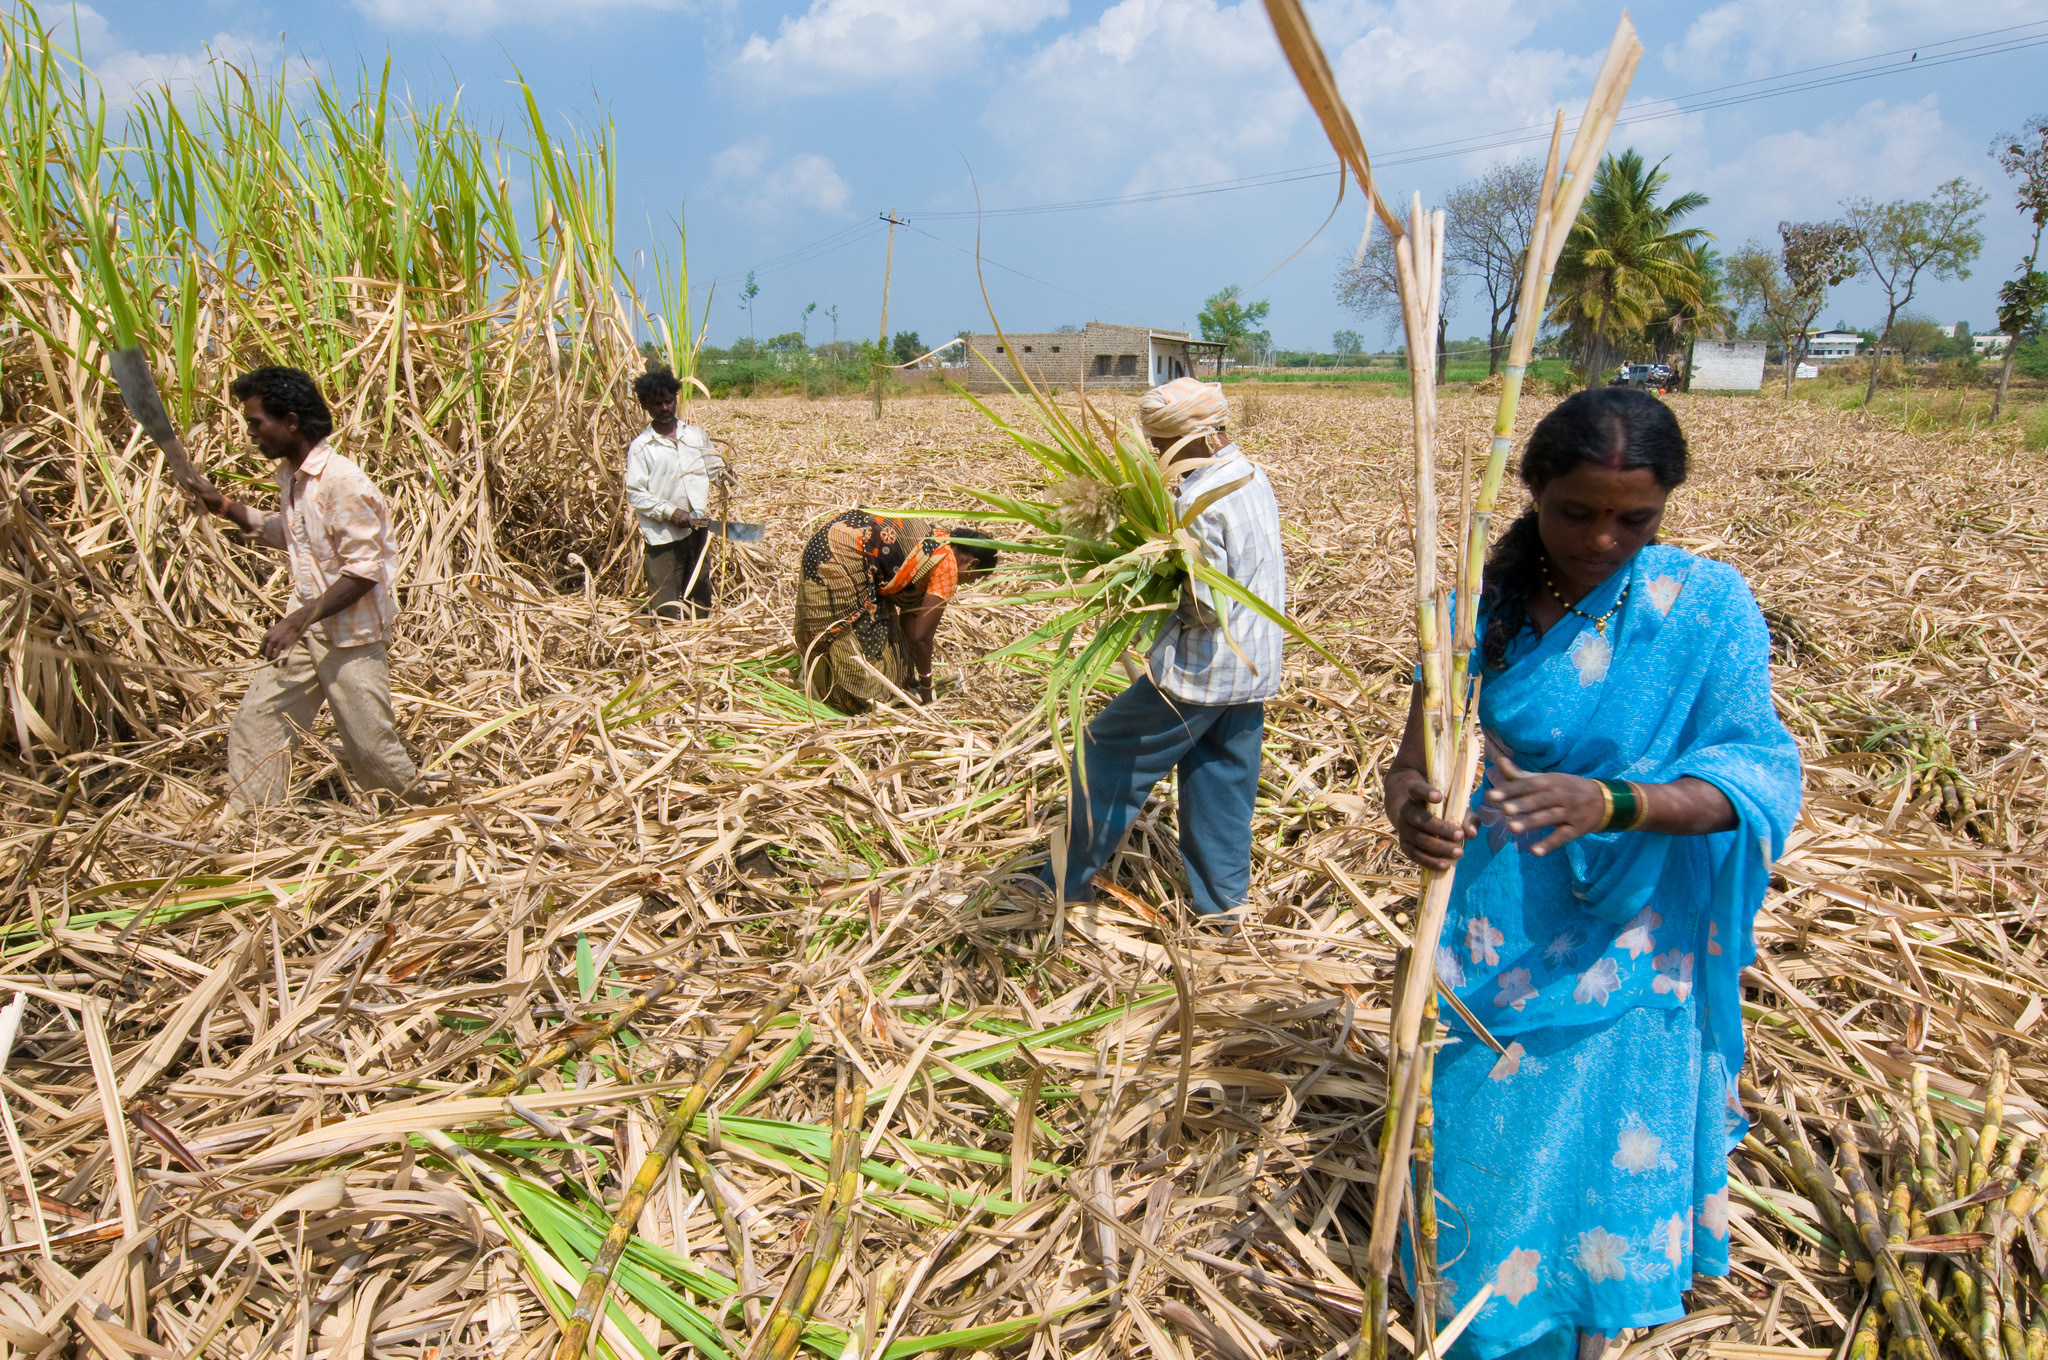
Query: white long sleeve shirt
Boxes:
[{"xmin": 624, "ymin": 424, "xmax": 725, "ymax": 544}]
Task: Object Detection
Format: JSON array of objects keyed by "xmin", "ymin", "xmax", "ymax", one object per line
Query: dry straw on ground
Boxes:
[{"xmin": 4, "ymin": 381, "xmax": 2046, "ymax": 1360}]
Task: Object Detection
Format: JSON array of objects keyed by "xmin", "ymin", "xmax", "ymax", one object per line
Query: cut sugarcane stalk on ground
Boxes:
[{"xmin": 1259, "ymin": 2, "xmax": 1643, "ymax": 1353}]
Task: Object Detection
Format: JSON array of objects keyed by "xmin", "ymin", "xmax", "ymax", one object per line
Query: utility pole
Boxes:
[{"xmin": 874, "ymin": 209, "xmax": 905, "ymax": 420}]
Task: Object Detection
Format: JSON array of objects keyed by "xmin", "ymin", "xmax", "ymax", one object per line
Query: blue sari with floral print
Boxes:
[{"xmin": 1418, "ymin": 543, "xmax": 1802, "ymax": 1360}]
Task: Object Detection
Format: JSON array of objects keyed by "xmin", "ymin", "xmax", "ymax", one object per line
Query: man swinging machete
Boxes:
[{"xmin": 111, "ymin": 353, "xmax": 423, "ymax": 810}]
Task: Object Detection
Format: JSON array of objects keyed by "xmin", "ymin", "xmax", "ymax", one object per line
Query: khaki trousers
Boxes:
[{"xmin": 227, "ymin": 634, "xmax": 417, "ymax": 808}]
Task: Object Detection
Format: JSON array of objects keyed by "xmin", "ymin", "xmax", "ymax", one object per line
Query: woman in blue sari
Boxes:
[{"xmin": 1386, "ymin": 388, "xmax": 1802, "ymax": 1360}]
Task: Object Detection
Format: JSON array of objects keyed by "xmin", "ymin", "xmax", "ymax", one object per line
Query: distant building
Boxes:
[
  {"xmin": 960, "ymin": 321, "xmax": 1225, "ymax": 393},
  {"xmin": 1803, "ymin": 330, "xmax": 1863, "ymax": 362},
  {"xmin": 1690, "ymin": 340, "xmax": 1765, "ymax": 391},
  {"xmin": 1974, "ymin": 333, "xmax": 2009, "ymax": 357}
]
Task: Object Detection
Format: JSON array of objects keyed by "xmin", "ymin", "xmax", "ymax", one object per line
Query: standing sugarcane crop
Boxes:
[
  {"xmin": 175, "ymin": 367, "xmax": 424, "ymax": 810},
  {"xmin": 1259, "ymin": 5, "xmax": 1801, "ymax": 1359}
]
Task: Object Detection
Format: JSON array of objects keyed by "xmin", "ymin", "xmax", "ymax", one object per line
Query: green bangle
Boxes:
[{"xmin": 1599, "ymin": 779, "xmax": 1642, "ymax": 831}]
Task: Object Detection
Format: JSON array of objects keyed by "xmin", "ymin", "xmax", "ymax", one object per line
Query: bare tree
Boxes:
[
  {"xmin": 1842, "ymin": 179, "xmax": 1990, "ymax": 404},
  {"xmin": 1990, "ymin": 116, "xmax": 2048, "ymax": 421},
  {"xmin": 1445, "ymin": 159, "xmax": 1543, "ymax": 376},
  {"xmin": 1336, "ymin": 226, "xmax": 1460, "ymax": 381}
]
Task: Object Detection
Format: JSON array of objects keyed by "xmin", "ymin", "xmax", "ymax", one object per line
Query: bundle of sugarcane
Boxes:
[
  {"xmin": 954, "ymin": 341, "xmax": 1353, "ymax": 768},
  {"xmin": 1260, "ymin": 1, "xmax": 1641, "ymax": 1354}
]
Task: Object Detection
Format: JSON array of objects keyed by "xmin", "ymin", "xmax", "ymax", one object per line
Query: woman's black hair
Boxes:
[
  {"xmin": 1479, "ymin": 386, "xmax": 1688, "ymax": 670},
  {"xmin": 946, "ymin": 525, "xmax": 1000, "ymax": 571},
  {"xmin": 633, "ymin": 366, "xmax": 682, "ymax": 405},
  {"xmin": 229, "ymin": 366, "xmax": 333, "ymax": 446}
]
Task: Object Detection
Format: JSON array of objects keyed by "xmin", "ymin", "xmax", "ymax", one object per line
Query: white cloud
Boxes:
[
  {"xmin": 736, "ymin": 0, "xmax": 1068, "ymax": 96},
  {"xmin": 1697, "ymin": 94, "xmax": 1955, "ymax": 226},
  {"xmin": 1669, "ymin": 0, "xmax": 2046, "ymax": 78},
  {"xmin": 349, "ymin": 0, "xmax": 686, "ymax": 35},
  {"xmin": 710, "ymin": 137, "xmax": 854, "ymax": 218},
  {"xmin": 37, "ymin": 3, "xmax": 258, "ymax": 106},
  {"xmin": 980, "ymin": 0, "xmax": 1586, "ymax": 213}
]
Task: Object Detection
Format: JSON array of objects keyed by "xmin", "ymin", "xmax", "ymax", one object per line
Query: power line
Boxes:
[
  {"xmin": 897, "ymin": 222, "xmax": 1173, "ymax": 327},
  {"xmin": 702, "ymin": 221, "xmax": 882, "ymax": 287},
  {"xmin": 916, "ymin": 19, "xmax": 2048, "ymax": 221},
  {"xmin": 688, "ymin": 14, "xmax": 2046, "ymax": 304}
]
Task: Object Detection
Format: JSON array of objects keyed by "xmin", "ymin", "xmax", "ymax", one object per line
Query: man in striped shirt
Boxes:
[{"xmin": 1040, "ymin": 377, "xmax": 1287, "ymax": 921}]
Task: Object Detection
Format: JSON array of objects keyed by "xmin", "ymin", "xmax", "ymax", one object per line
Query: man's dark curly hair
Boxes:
[
  {"xmin": 634, "ymin": 366, "xmax": 682, "ymax": 405},
  {"xmin": 229, "ymin": 366, "xmax": 334, "ymax": 446}
]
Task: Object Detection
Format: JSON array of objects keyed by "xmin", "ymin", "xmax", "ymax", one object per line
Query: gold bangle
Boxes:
[
  {"xmin": 1626, "ymin": 781, "xmax": 1648, "ymax": 831},
  {"xmin": 1596, "ymin": 779, "xmax": 1615, "ymax": 832}
]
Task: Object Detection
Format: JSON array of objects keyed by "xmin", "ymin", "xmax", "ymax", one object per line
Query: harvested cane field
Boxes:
[{"xmin": 5, "ymin": 382, "xmax": 2047, "ymax": 1360}]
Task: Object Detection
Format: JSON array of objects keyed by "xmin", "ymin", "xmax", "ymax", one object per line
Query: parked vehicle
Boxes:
[{"xmin": 1610, "ymin": 362, "xmax": 1678, "ymax": 392}]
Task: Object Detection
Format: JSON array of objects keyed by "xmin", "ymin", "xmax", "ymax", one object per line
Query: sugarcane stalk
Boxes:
[
  {"xmin": 1994, "ymin": 1149, "xmax": 2048, "ymax": 1253},
  {"xmin": 1254, "ymin": 10, "xmax": 1642, "ymax": 1358},
  {"xmin": 1987, "ymin": 1224, "xmax": 2019, "ymax": 1360},
  {"xmin": 1917, "ymin": 1287, "xmax": 1987, "ymax": 1360},
  {"xmin": 680, "ymin": 1136, "xmax": 751, "ymax": 1274},
  {"xmin": 755, "ymin": 1069, "xmax": 868, "ymax": 1360},
  {"xmin": 2024, "ymin": 1303, "xmax": 2046, "ymax": 1360},
  {"xmin": 1848, "ymin": 1293, "xmax": 1883, "ymax": 1360},
  {"xmin": 549, "ymin": 981, "xmax": 801, "ymax": 1360},
  {"xmin": 486, "ymin": 977, "xmax": 674, "ymax": 1098},
  {"xmin": 1743, "ymin": 1081, "xmax": 1869, "ymax": 1280},
  {"xmin": 1836, "ymin": 1120, "xmax": 1936, "ymax": 1360},
  {"xmin": 1413, "ymin": 993, "xmax": 1441, "ymax": 1323},
  {"xmin": 1971, "ymin": 1050, "xmax": 2011, "ymax": 1201},
  {"xmin": 1890, "ymin": 1178, "xmax": 1920, "ymax": 1296}
]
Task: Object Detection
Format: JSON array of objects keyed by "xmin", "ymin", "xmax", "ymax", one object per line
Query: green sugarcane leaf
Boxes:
[
  {"xmin": 1188, "ymin": 561, "xmax": 1361, "ymax": 686},
  {"xmin": 1175, "ymin": 473, "xmax": 1255, "ymax": 530},
  {"xmin": 880, "ymin": 1288, "xmax": 1113, "ymax": 1359}
]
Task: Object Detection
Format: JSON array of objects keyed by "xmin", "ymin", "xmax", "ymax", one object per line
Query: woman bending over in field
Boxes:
[
  {"xmin": 794, "ymin": 511, "xmax": 997, "ymax": 711},
  {"xmin": 1387, "ymin": 387, "xmax": 1803, "ymax": 1360}
]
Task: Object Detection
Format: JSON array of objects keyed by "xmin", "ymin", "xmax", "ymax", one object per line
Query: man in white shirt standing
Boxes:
[{"xmin": 625, "ymin": 366, "xmax": 726, "ymax": 619}]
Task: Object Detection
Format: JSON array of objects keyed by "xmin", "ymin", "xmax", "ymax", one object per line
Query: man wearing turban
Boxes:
[{"xmin": 1039, "ymin": 377, "xmax": 1288, "ymax": 922}]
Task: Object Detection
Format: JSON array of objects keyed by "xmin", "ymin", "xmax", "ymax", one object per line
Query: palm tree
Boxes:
[
  {"xmin": 1548, "ymin": 150, "xmax": 1712, "ymax": 384},
  {"xmin": 1646, "ymin": 244, "xmax": 1733, "ymax": 379}
]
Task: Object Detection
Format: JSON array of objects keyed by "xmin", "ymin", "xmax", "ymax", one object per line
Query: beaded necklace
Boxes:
[{"xmin": 1542, "ymin": 564, "xmax": 1630, "ymax": 637}]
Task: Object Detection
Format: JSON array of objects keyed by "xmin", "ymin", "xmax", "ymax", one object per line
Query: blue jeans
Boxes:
[{"xmin": 1039, "ymin": 675, "xmax": 1265, "ymax": 916}]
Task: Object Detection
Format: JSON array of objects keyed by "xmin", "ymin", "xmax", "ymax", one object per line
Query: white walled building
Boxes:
[{"xmin": 1804, "ymin": 330, "xmax": 1863, "ymax": 362}]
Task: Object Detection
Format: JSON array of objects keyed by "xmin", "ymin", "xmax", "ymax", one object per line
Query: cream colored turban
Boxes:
[{"xmin": 1138, "ymin": 377, "xmax": 1228, "ymax": 439}]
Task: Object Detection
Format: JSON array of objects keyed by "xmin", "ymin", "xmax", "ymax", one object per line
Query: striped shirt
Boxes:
[{"xmin": 1147, "ymin": 448, "xmax": 1287, "ymax": 705}]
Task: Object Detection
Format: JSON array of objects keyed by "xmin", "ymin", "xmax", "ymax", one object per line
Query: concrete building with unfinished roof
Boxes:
[{"xmin": 960, "ymin": 321, "xmax": 1224, "ymax": 393}]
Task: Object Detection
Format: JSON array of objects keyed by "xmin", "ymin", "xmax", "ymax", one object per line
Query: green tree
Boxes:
[
  {"xmin": 1843, "ymin": 178, "xmax": 1989, "ymax": 403},
  {"xmin": 1646, "ymin": 243, "xmax": 1735, "ymax": 383},
  {"xmin": 1882, "ymin": 313, "xmax": 1948, "ymax": 363},
  {"xmin": 891, "ymin": 330, "xmax": 924, "ymax": 365},
  {"xmin": 1198, "ymin": 285, "xmax": 1271, "ymax": 363},
  {"xmin": 1990, "ymin": 115, "xmax": 2048, "ymax": 420},
  {"xmin": 1547, "ymin": 149, "xmax": 1712, "ymax": 386},
  {"xmin": 1726, "ymin": 223, "xmax": 1859, "ymax": 395},
  {"xmin": 1333, "ymin": 328, "xmax": 1362, "ymax": 362},
  {"xmin": 738, "ymin": 270, "xmax": 761, "ymax": 346}
]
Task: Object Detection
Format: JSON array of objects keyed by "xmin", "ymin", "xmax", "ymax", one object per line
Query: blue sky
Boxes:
[{"xmin": 54, "ymin": 0, "xmax": 2048, "ymax": 351}]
